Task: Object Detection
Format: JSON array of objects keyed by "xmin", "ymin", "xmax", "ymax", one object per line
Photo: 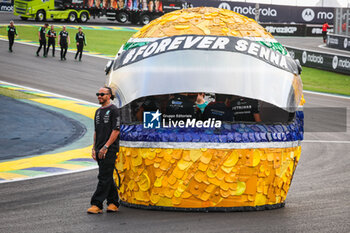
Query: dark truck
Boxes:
[{"xmin": 14, "ymin": 0, "xmax": 191, "ymax": 25}]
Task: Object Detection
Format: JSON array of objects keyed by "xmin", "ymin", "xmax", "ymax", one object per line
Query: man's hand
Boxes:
[
  {"xmin": 77, "ymin": 42, "xmax": 79, "ymax": 46},
  {"xmin": 98, "ymin": 147, "xmax": 107, "ymax": 159},
  {"xmin": 92, "ymin": 149, "xmax": 96, "ymax": 161}
]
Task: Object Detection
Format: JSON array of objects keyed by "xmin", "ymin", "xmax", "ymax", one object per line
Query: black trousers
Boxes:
[
  {"xmin": 46, "ymin": 40, "xmax": 55, "ymax": 56},
  {"xmin": 322, "ymin": 31, "xmax": 327, "ymax": 42},
  {"xmin": 90, "ymin": 150, "xmax": 119, "ymax": 209},
  {"xmin": 60, "ymin": 43, "xmax": 67, "ymax": 59},
  {"xmin": 37, "ymin": 40, "xmax": 46, "ymax": 56},
  {"xmin": 75, "ymin": 43, "xmax": 84, "ymax": 60},
  {"xmin": 8, "ymin": 36, "xmax": 14, "ymax": 51}
]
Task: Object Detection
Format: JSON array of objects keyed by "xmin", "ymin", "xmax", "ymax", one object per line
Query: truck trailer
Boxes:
[{"xmin": 13, "ymin": 0, "xmax": 191, "ymax": 25}]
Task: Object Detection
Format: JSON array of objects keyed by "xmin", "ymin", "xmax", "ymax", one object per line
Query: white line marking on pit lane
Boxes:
[{"xmin": 303, "ymin": 140, "xmax": 350, "ymax": 144}]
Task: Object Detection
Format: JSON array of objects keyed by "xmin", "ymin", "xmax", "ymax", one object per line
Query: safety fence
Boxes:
[{"xmin": 287, "ymin": 46, "xmax": 350, "ymax": 75}]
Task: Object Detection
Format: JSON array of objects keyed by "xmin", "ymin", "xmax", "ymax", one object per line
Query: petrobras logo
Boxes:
[
  {"xmin": 302, "ymin": 8, "xmax": 315, "ymax": 22},
  {"xmin": 218, "ymin": 4, "xmax": 277, "ymax": 17},
  {"xmin": 143, "ymin": 110, "xmax": 161, "ymax": 129},
  {"xmin": 265, "ymin": 26, "xmax": 297, "ymax": 34},
  {"xmin": 143, "ymin": 110, "xmax": 222, "ymax": 129},
  {"xmin": 302, "ymin": 51, "xmax": 323, "ymax": 64}
]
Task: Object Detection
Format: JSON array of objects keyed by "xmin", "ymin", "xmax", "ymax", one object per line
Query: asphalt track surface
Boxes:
[
  {"xmin": 0, "ymin": 95, "xmax": 85, "ymax": 159},
  {"xmin": 0, "ymin": 29, "xmax": 350, "ymax": 232}
]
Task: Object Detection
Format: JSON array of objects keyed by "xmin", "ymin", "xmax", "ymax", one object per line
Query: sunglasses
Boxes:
[{"xmin": 96, "ymin": 93, "xmax": 109, "ymax": 97}]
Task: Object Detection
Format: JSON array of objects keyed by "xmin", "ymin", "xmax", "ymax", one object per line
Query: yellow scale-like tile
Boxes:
[
  {"xmin": 116, "ymin": 146, "xmax": 301, "ymax": 208},
  {"xmin": 132, "ymin": 7, "xmax": 273, "ymax": 39}
]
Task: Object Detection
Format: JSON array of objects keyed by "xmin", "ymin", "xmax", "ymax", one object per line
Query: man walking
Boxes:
[
  {"xmin": 36, "ymin": 23, "xmax": 48, "ymax": 57},
  {"xmin": 75, "ymin": 27, "xmax": 86, "ymax": 61},
  {"xmin": 7, "ymin": 21, "xmax": 18, "ymax": 52},
  {"xmin": 46, "ymin": 25, "xmax": 57, "ymax": 57},
  {"xmin": 58, "ymin": 26, "xmax": 70, "ymax": 60},
  {"xmin": 87, "ymin": 87, "xmax": 120, "ymax": 214},
  {"xmin": 322, "ymin": 21, "xmax": 330, "ymax": 43}
]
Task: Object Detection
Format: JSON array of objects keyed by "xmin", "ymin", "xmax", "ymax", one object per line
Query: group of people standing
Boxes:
[
  {"xmin": 136, "ymin": 93, "xmax": 261, "ymax": 123},
  {"xmin": 36, "ymin": 23, "xmax": 87, "ymax": 61},
  {"xmin": 7, "ymin": 21, "xmax": 87, "ymax": 61}
]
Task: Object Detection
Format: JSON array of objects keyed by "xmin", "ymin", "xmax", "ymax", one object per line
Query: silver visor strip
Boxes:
[
  {"xmin": 119, "ymin": 140, "xmax": 301, "ymax": 149},
  {"xmin": 108, "ymin": 49, "xmax": 299, "ymax": 111}
]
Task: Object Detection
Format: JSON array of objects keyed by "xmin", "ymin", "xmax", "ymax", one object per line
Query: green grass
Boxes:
[
  {"xmin": 301, "ymin": 67, "xmax": 350, "ymax": 96},
  {"xmin": 0, "ymin": 25, "xmax": 135, "ymax": 55},
  {"xmin": 1, "ymin": 25, "xmax": 349, "ymax": 96},
  {"xmin": 0, "ymin": 86, "xmax": 43, "ymax": 99}
]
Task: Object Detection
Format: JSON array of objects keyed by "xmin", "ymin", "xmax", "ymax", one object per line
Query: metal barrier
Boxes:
[{"xmin": 287, "ymin": 46, "xmax": 350, "ymax": 75}]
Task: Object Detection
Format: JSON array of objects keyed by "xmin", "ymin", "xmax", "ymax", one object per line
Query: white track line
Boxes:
[
  {"xmin": 303, "ymin": 90, "xmax": 350, "ymax": 99},
  {"xmin": 0, "ymin": 80, "xmax": 99, "ymax": 106},
  {"xmin": 318, "ymin": 44, "xmax": 350, "ymax": 55},
  {"xmin": 0, "ymin": 166, "xmax": 98, "ymax": 184}
]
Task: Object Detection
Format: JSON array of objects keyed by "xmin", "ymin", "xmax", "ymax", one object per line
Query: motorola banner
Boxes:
[
  {"xmin": 0, "ymin": 0, "xmax": 12, "ymax": 12},
  {"xmin": 287, "ymin": 46, "xmax": 350, "ymax": 75},
  {"xmin": 191, "ymin": 0, "xmax": 334, "ymax": 24},
  {"xmin": 327, "ymin": 34, "xmax": 350, "ymax": 52}
]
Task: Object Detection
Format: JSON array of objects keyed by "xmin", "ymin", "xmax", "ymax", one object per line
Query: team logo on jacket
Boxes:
[{"xmin": 104, "ymin": 110, "xmax": 110, "ymax": 123}]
